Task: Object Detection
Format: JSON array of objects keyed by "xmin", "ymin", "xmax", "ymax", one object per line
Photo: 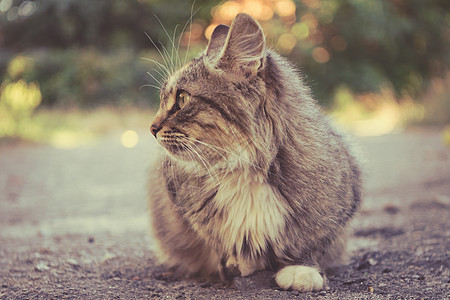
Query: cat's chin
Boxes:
[
  {"xmin": 162, "ymin": 146, "xmax": 198, "ymax": 165},
  {"xmin": 163, "ymin": 147, "xmax": 226, "ymax": 172},
  {"xmin": 162, "ymin": 146, "xmax": 187, "ymax": 160},
  {"xmin": 159, "ymin": 139, "xmax": 202, "ymax": 163}
]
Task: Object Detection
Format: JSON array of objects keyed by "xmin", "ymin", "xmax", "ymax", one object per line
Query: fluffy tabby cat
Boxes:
[{"xmin": 148, "ymin": 13, "xmax": 361, "ymax": 292}]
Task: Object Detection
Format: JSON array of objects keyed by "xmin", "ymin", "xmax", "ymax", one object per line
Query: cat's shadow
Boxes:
[
  {"xmin": 233, "ymin": 270, "xmax": 278, "ymax": 290},
  {"xmin": 150, "ymin": 265, "xmax": 277, "ymax": 291}
]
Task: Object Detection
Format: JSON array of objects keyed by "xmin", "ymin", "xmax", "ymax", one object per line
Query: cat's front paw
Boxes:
[
  {"xmin": 275, "ymin": 265, "xmax": 324, "ymax": 292},
  {"xmin": 219, "ymin": 256, "xmax": 241, "ymax": 284}
]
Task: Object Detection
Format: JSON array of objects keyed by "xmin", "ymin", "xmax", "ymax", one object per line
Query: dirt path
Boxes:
[{"xmin": 0, "ymin": 128, "xmax": 449, "ymax": 299}]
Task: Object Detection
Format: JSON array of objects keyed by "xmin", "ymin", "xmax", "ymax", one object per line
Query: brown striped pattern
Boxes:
[{"xmin": 148, "ymin": 14, "xmax": 362, "ymax": 291}]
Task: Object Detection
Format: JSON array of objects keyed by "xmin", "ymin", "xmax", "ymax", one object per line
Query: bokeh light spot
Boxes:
[
  {"xmin": 243, "ymin": 0, "xmax": 262, "ymax": 17},
  {"xmin": 312, "ymin": 47, "xmax": 330, "ymax": 63},
  {"xmin": 301, "ymin": 13, "xmax": 318, "ymax": 30},
  {"xmin": 259, "ymin": 4, "xmax": 273, "ymax": 20},
  {"xmin": 292, "ymin": 22, "xmax": 309, "ymax": 40},
  {"xmin": 19, "ymin": 1, "xmax": 37, "ymax": 17},
  {"xmin": 6, "ymin": 5, "xmax": 18, "ymax": 21},
  {"xmin": 219, "ymin": 1, "xmax": 241, "ymax": 21},
  {"xmin": 0, "ymin": 0, "xmax": 13, "ymax": 12},
  {"xmin": 204, "ymin": 24, "xmax": 217, "ymax": 40},
  {"xmin": 275, "ymin": 0, "xmax": 296, "ymax": 17},
  {"xmin": 121, "ymin": 130, "xmax": 139, "ymax": 148},
  {"xmin": 277, "ymin": 33, "xmax": 297, "ymax": 54},
  {"xmin": 443, "ymin": 125, "xmax": 450, "ymax": 146}
]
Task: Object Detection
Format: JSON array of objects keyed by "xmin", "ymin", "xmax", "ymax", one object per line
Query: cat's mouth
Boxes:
[
  {"xmin": 158, "ymin": 131, "xmax": 201, "ymax": 161},
  {"xmin": 158, "ymin": 130, "xmax": 225, "ymax": 165},
  {"xmin": 158, "ymin": 131, "xmax": 187, "ymax": 154}
]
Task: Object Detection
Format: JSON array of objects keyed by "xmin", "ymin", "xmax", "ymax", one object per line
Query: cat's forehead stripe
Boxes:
[
  {"xmin": 160, "ymin": 76, "xmax": 178, "ymax": 108},
  {"xmin": 197, "ymin": 95, "xmax": 249, "ymax": 134}
]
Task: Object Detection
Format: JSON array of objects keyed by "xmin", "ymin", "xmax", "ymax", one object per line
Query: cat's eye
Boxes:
[{"xmin": 176, "ymin": 90, "xmax": 190, "ymax": 109}]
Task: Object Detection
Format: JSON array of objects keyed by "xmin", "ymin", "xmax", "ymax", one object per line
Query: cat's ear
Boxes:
[
  {"xmin": 205, "ymin": 24, "xmax": 230, "ymax": 60},
  {"xmin": 205, "ymin": 13, "xmax": 266, "ymax": 79}
]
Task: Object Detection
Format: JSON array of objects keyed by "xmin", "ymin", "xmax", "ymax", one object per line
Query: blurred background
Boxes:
[
  {"xmin": 1, "ymin": 3, "xmax": 449, "ymax": 298},
  {"xmin": 0, "ymin": 0, "xmax": 449, "ymax": 147}
]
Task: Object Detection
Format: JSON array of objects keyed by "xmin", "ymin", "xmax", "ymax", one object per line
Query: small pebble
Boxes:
[
  {"xmin": 368, "ymin": 286, "xmax": 374, "ymax": 293},
  {"xmin": 35, "ymin": 262, "xmax": 50, "ymax": 271},
  {"xmin": 66, "ymin": 258, "xmax": 79, "ymax": 267},
  {"xmin": 102, "ymin": 252, "xmax": 116, "ymax": 262}
]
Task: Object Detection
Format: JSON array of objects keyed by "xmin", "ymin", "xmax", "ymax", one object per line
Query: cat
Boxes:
[{"xmin": 147, "ymin": 13, "xmax": 361, "ymax": 292}]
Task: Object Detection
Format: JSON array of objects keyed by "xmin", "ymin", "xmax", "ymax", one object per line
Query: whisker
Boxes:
[
  {"xmin": 178, "ymin": 136, "xmax": 233, "ymax": 187},
  {"xmin": 180, "ymin": 143, "xmax": 206, "ymax": 191},
  {"xmin": 183, "ymin": 136, "xmax": 242, "ymax": 161},
  {"xmin": 182, "ymin": 137, "xmax": 241, "ymax": 174},
  {"xmin": 185, "ymin": 135, "xmax": 272, "ymax": 174},
  {"xmin": 180, "ymin": 142, "xmax": 202, "ymax": 172},
  {"xmin": 154, "ymin": 14, "xmax": 179, "ymax": 74},
  {"xmin": 146, "ymin": 71, "xmax": 163, "ymax": 86},
  {"xmin": 183, "ymin": 3, "xmax": 200, "ymax": 66},
  {"xmin": 147, "ymin": 66, "xmax": 167, "ymax": 82},
  {"xmin": 158, "ymin": 41, "xmax": 175, "ymax": 75},
  {"xmin": 180, "ymin": 136, "xmax": 228, "ymax": 161},
  {"xmin": 142, "ymin": 62, "xmax": 169, "ymax": 82},
  {"xmin": 224, "ymin": 125, "xmax": 272, "ymax": 162},
  {"xmin": 186, "ymin": 147, "xmax": 215, "ymax": 182},
  {"xmin": 177, "ymin": 3, "xmax": 195, "ymax": 66},
  {"xmin": 140, "ymin": 84, "xmax": 161, "ymax": 91},
  {"xmin": 183, "ymin": 141, "xmax": 219, "ymax": 183},
  {"xmin": 140, "ymin": 57, "xmax": 170, "ymax": 77},
  {"xmin": 142, "ymin": 34, "xmax": 172, "ymax": 77},
  {"xmin": 172, "ymin": 24, "xmax": 182, "ymax": 70},
  {"xmin": 143, "ymin": 7, "xmax": 201, "ymax": 91},
  {"xmin": 141, "ymin": 38, "xmax": 171, "ymax": 77}
]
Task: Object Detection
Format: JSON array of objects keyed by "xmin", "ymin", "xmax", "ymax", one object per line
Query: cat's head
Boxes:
[{"xmin": 150, "ymin": 13, "xmax": 271, "ymax": 169}]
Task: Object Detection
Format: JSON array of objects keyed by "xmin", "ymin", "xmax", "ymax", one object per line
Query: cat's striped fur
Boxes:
[{"xmin": 148, "ymin": 13, "xmax": 361, "ymax": 292}]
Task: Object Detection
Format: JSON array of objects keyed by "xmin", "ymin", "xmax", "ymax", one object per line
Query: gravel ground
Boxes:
[{"xmin": 0, "ymin": 128, "xmax": 449, "ymax": 299}]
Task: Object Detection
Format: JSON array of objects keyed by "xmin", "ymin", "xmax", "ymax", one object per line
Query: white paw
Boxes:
[{"xmin": 275, "ymin": 265, "xmax": 324, "ymax": 292}]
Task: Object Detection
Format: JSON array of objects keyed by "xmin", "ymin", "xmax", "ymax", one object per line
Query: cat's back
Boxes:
[{"xmin": 262, "ymin": 49, "xmax": 362, "ymax": 223}]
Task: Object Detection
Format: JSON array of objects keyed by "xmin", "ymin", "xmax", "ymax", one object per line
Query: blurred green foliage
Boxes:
[
  {"xmin": 0, "ymin": 49, "xmax": 157, "ymax": 107},
  {"xmin": 1, "ymin": 0, "xmax": 155, "ymax": 49},
  {"xmin": 0, "ymin": 0, "xmax": 448, "ymax": 110},
  {"xmin": 290, "ymin": 0, "xmax": 450, "ymax": 104},
  {"xmin": 0, "ymin": 78, "xmax": 41, "ymax": 136}
]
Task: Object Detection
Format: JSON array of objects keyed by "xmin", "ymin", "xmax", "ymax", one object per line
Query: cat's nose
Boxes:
[{"xmin": 150, "ymin": 124, "xmax": 162, "ymax": 137}]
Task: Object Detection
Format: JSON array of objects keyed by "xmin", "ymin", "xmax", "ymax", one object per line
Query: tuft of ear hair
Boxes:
[{"xmin": 204, "ymin": 13, "xmax": 266, "ymax": 79}]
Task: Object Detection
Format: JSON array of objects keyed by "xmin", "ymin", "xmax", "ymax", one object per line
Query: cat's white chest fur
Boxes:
[{"xmin": 211, "ymin": 170, "xmax": 290, "ymax": 275}]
